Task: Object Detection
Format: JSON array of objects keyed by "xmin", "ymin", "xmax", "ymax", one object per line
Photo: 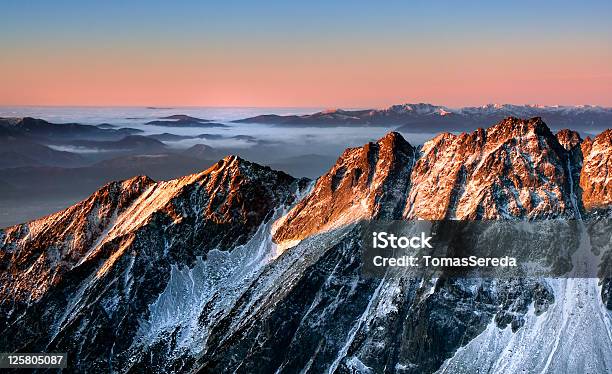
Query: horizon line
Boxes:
[{"xmin": 1, "ymin": 102, "xmax": 611, "ymax": 111}]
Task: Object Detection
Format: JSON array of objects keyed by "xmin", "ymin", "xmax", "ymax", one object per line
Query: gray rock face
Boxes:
[{"xmin": 1, "ymin": 117, "xmax": 611, "ymax": 373}]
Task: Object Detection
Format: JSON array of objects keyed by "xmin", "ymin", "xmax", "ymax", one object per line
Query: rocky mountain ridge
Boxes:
[
  {"xmin": 1, "ymin": 156, "xmax": 306, "ymax": 372},
  {"xmin": 234, "ymin": 103, "xmax": 612, "ymax": 133},
  {"xmin": 1, "ymin": 117, "xmax": 611, "ymax": 373},
  {"xmin": 274, "ymin": 117, "xmax": 611, "ymax": 247},
  {"xmin": 272, "ymin": 131, "xmax": 416, "ymax": 248}
]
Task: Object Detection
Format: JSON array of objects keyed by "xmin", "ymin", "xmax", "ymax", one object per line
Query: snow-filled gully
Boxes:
[{"xmin": 438, "ymin": 158, "xmax": 612, "ymax": 374}]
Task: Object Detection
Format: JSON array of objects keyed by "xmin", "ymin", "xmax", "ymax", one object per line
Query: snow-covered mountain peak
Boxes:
[{"xmin": 385, "ymin": 103, "xmax": 448, "ymax": 115}]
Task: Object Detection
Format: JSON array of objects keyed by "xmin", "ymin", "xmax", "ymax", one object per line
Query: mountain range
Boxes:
[
  {"xmin": 234, "ymin": 103, "xmax": 612, "ymax": 133},
  {"xmin": 0, "ymin": 116, "xmax": 141, "ymax": 141},
  {"xmin": 145, "ymin": 115, "xmax": 227, "ymax": 128},
  {"xmin": 1, "ymin": 117, "xmax": 611, "ymax": 373}
]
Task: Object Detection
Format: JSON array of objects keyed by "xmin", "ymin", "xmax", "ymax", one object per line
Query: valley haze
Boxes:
[{"xmin": 1, "ymin": 102, "xmax": 611, "ymax": 228}]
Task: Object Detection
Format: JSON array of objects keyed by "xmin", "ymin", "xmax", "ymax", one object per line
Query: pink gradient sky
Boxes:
[{"xmin": 1, "ymin": 1, "xmax": 611, "ymax": 108}]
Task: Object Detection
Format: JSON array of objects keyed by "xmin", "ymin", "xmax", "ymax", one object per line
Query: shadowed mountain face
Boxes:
[
  {"xmin": 1, "ymin": 117, "xmax": 611, "ymax": 373},
  {"xmin": 0, "ymin": 137, "xmax": 86, "ymax": 168},
  {"xmin": 0, "ymin": 117, "xmax": 141, "ymax": 141}
]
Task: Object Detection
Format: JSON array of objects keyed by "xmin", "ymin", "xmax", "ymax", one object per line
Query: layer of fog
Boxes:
[
  {"xmin": 144, "ymin": 123, "xmax": 435, "ymax": 161},
  {"xmin": 2, "ymin": 105, "xmax": 438, "ymax": 163},
  {"xmin": 0, "ymin": 107, "xmax": 439, "ymax": 227}
]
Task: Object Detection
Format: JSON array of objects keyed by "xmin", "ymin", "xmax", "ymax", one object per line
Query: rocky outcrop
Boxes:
[
  {"xmin": 406, "ymin": 117, "xmax": 575, "ymax": 219},
  {"xmin": 273, "ymin": 132, "xmax": 416, "ymax": 247},
  {"xmin": 0, "ymin": 175, "xmax": 155, "ymax": 302},
  {"xmin": 580, "ymin": 129, "xmax": 612, "ymax": 211},
  {"xmin": 556, "ymin": 129, "xmax": 582, "ymax": 151},
  {"xmin": 1, "ymin": 155, "xmax": 302, "ymax": 300}
]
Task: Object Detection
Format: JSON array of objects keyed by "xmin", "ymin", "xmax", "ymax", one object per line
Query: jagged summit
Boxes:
[
  {"xmin": 408, "ymin": 117, "xmax": 573, "ymax": 220},
  {"xmin": 488, "ymin": 116, "xmax": 549, "ymax": 134},
  {"xmin": 420, "ymin": 117, "xmax": 560, "ymax": 160},
  {"xmin": 272, "ymin": 131, "xmax": 416, "ymax": 247},
  {"xmin": 1, "ymin": 154, "xmax": 302, "ymax": 303},
  {"xmin": 377, "ymin": 130, "xmax": 411, "ymax": 148},
  {"xmin": 273, "ymin": 117, "xmax": 608, "ymax": 247},
  {"xmin": 556, "ymin": 129, "xmax": 583, "ymax": 151}
]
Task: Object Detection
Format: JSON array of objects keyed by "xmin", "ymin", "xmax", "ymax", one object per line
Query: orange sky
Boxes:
[
  {"xmin": 2, "ymin": 44, "xmax": 610, "ymax": 108},
  {"xmin": 1, "ymin": 2, "xmax": 611, "ymax": 108}
]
